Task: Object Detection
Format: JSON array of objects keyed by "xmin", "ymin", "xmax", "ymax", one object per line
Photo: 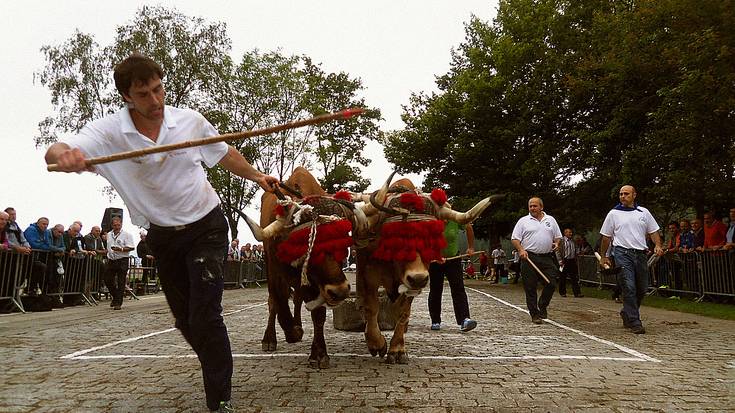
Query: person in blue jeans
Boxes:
[{"xmin": 599, "ymin": 185, "xmax": 664, "ymax": 334}]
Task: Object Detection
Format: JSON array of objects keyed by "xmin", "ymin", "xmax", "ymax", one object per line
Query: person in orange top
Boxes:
[{"xmin": 702, "ymin": 212, "xmax": 727, "ymax": 250}]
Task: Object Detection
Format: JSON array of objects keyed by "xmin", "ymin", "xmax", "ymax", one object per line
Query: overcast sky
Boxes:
[{"xmin": 1, "ymin": 1, "xmax": 498, "ymax": 247}]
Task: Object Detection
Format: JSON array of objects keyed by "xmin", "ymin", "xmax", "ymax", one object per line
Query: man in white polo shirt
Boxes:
[
  {"xmin": 511, "ymin": 197, "xmax": 562, "ymax": 324},
  {"xmin": 105, "ymin": 216, "xmax": 134, "ymax": 310},
  {"xmin": 45, "ymin": 53, "xmax": 278, "ymax": 413},
  {"xmin": 599, "ymin": 185, "xmax": 663, "ymax": 334}
]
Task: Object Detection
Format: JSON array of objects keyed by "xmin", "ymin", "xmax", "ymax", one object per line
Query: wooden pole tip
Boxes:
[{"xmin": 340, "ymin": 108, "xmax": 365, "ymax": 119}]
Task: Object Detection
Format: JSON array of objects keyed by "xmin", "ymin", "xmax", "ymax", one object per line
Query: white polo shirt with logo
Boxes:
[
  {"xmin": 600, "ymin": 206, "xmax": 659, "ymax": 251},
  {"xmin": 61, "ymin": 106, "xmax": 228, "ymax": 228},
  {"xmin": 511, "ymin": 212, "xmax": 562, "ymax": 254}
]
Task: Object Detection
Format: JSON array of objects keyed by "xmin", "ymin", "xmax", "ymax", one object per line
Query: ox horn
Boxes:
[
  {"xmin": 361, "ymin": 171, "xmax": 396, "ymax": 216},
  {"xmin": 436, "ymin": 194, "xmax": 505, "ymax": 224},
  {"xmin": 244, "ymin": 214, "xmax": 287, "ymax": 241},
  {"xmin": 304, "ymin": 295, "xmax": 326, "ymax": 311}
]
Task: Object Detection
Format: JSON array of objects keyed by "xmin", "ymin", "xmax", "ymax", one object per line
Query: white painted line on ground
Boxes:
[
  {"xmin": 71, "ymin": 352, "xmax": 650, "ymax": 362},
  {"xmin": 61, "ymin": 302, "xmax": 267, "ymax": 359},
  {"xmin": 60, "ymin": 328, "xmax": 177, "ymax": 359},
  {"xmin": 468, "ymin": 287, "xmax": 661, "ymax": 363}
]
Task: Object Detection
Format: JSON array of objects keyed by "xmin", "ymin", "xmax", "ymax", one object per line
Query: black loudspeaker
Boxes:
[{"xmin": 101, "ymin": 207, "xmax": 124, "ymax": 233}]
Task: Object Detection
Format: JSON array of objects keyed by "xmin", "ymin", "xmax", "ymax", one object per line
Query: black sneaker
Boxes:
[
  {"xmin": 559, "ymin": 294, "xmax": 567, "ymax": 297},
  {"xmin": 215, "ymin": 401, "xmax": 234, "ymax": 413},
  {"xmin": 630, "ymin": 325, "xmax": 646, "ymax": 334},
  {"xmin": 539, "ymin": 308, "xmax": 548, "ymax": 319},
  {"xmin": 531, "ymin": 315, "xmax": 543, "ymax": 324}
]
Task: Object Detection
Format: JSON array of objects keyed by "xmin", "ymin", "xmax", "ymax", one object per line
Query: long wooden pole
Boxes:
[
  {"xmin": 525, "ymin": 256, "xmax": 551, "ymax": 284},
  {"xmin": 47, "ymin": 108, "xmax": 365, "ymax": 172}
]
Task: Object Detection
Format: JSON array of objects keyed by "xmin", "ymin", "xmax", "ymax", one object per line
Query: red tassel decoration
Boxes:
[
  {"xmin": 334, "ymin": 190, "xmax": 352, "ymax": 201},
  {"xmin": 400, "ymin": 192, "xmax": 425, "ymax": 213},
  {"xmin": 372, "ymin": 220, "xmax": 447, "ymax": 263},
  {"xmin": 430, "ymin": 188, "xmax": 448, "ymax": 206},
  {"xmin": 276, "ymin": 219, "xmax": 353, "ymax": 265}
]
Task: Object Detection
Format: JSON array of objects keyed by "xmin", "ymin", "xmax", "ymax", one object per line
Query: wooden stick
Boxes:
[
  {"xmin": 525, "ymin": 256, "xmax": 551, "ymax": 284},
  {"xmin": 47, "ymin": 108, "xmax": 365, "ymax": 172},
  {"xmin": 442, "ymin": 250, "xmax": 484, "ymax": 262}
]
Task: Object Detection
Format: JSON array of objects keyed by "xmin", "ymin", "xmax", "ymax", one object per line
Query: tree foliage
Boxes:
[
  {"xmin": 383, "ymin": 0, "xmax": 735, "ymax": 239},
  {"xmin": 35, "ymin": 6, "xmax": 380, "ymax": 238}
]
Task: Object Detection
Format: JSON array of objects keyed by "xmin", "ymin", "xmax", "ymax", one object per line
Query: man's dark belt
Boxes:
[
  {"xmin": 149, "ymin": 206, "xmax": 221, "ymax": 232},
  {"xmin": 527, "ymin": 251, "xmax": 553, "ymax": 256},
  {"xmin": 614, "ymin": 246, "xmax": 646, "ymax": 254}
]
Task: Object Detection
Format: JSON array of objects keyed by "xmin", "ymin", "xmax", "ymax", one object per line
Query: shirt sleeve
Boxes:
[
  {"xmin": 511, "ymin": 219, "xmax": 523, "ymax": 241},
  {"xmin": 600, "ymin": 211, "xmax": 614, "ymax": 237},
  {"xmin": 645, "ymin": 210, "xmax": 660, "ymax": 234},
  {"xmin": 59, "ymin": 119, "xmax": 110, "ymax": 159},
  {"xmin": 551, "ymin": 217, "xmax": 562, "ymax": 239},
  {"xmin": 195, "ymin": 114, "xmax": 228, "ymax": 168}
]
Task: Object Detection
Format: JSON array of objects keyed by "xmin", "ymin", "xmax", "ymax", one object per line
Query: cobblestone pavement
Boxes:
[{"xmin": 1, "ymin": 280, "xmax": 733, "ymax": 412}]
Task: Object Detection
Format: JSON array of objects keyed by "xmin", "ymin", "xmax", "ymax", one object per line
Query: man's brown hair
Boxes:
[{"xmin": 113, "ymin": 53, "xmax": 164, "ymax": 98}]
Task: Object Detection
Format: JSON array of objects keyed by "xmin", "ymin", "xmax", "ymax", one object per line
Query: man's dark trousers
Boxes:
[
  {"xmin": 104, "ymin": 258, "xmax": 129, "ymax": 306},
  {"xmin": 559, "ymin": 258, "xmax": 582, "ymax": 296},
  {"xmin": 146, "ymin": 206, "xmax": 232, "ymax": 411},
  {"xmin": 520, "ymin": 252, "xmax": 558, "ymax": 317},
  {"xmin": 428, "ymin": 258, "xmax": 471, "ymax": 325}
]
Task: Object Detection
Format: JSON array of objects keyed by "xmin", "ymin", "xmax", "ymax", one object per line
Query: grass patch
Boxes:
[{"xmin": 580, "ymin": 285, "xmax": 735, "ymax": 321}]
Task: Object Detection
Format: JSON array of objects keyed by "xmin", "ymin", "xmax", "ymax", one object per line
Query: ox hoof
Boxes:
[
  {"xmin": 369, "ymin": 341, "xmax": 388, "ymax": 358},
  {"xmin": 285, "ymin": 326, "xmax": 304, "ymax": 343},
  {"xmin": 261, "ymin": 341, "xmax": 277, "ymax": 352},
  {"xmin": 385, "ymin": 351, "xmax": 409, "ymax": 365},
  {"xmin": 308, "ymin": 355, "xmax": 330, "ymax": 369}
]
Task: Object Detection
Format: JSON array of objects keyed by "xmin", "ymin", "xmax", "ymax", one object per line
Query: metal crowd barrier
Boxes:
[
  {"xmin": 224, "ymin": 259, "xmax": 266, "ymax": 288},
  {"xmin": 577, "ymin": 250, "xmax": 735, "ymax": 300},
  {"xmin": 0, "ymin": 250, "xmax": 25, "ymax": 312}
]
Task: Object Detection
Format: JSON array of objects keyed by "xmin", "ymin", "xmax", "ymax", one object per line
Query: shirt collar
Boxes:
[
  {"xmin": 120, "ymin": 106, "xmax": 176, "ymax": 136},
  {"xmin": 529, "ymin": 212, "xmax": 546, "ymax": 222}
]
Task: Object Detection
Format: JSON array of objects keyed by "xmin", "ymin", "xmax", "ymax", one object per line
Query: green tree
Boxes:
[
  {"xmin": 303, "ymin": 58, "xmax": 381, "ymax": 193},
  {"xmin": 36, "ymin": 6, "xmax": 383, "ymax": 238},
  {"xmin": 384, "ymin": 0, "xmax": 735, "ymax": 237}
]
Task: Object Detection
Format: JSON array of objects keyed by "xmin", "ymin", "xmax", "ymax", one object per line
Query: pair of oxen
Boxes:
[{"xmin": 244, "ymin": 167, "xmax": 500, "ymax": 368}]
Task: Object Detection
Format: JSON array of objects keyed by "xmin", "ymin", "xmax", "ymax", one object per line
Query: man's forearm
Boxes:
[
  {"xmin": 599, "ymin": 235, "xmax": 610, "ymax": 255},
  {"xmin": 218, "ymin": 145, "xmax": 262, "ymax": 181}
]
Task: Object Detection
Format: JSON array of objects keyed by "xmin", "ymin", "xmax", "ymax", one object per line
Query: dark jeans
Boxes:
[
  {"xmin": 613, "ymin": 246, "xmax": 648, "ymax": 328},
  {"xmin": 559, "ymin": 258, "xmax": 581, "ymax": 296},
  {"xmin": 146, "ymin": 206, "xmax": 232, "ymax": 411},
  {"xmin": 428, "ymin": 258, "xmax": 471, "ymax": 325},
  {"xmin": 104, "ymin": 258, "xmax": 129, "ymax": 306},
  {"xmin": 520, "ymin": 252, "xmax": 558, "ymax": 317}
]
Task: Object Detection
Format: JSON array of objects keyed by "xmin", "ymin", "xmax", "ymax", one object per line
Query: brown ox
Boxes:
[
  {"xmin": 245, "ymin": 167, "xmax": 363, "ymax": 368},
  {"xmin": 356, "ymin": 177, "xmax": 501, "ymax": 363}
]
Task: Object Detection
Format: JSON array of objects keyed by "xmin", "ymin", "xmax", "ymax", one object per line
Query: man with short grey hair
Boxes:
[{"xmin": 511, "ymin": 197, "xmax": 562, "ymax": 324}]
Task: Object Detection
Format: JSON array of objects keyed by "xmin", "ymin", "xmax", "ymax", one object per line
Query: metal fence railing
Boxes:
[
  {"xmin": 578, "ymin": 250, "xmax": 735, "ymax": 300},
  {"xmin": 1, "ymin": 250, "xmax": 269, "ymax": 313}
]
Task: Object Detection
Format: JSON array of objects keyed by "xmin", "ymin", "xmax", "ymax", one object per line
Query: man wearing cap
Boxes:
[
  {"xmin": 599, "ymin": 185, "xmax": 664, "ymax": 334},
  {"xmin": 511, "ymin": 197, "xmax": 562, "ymax": 324}
]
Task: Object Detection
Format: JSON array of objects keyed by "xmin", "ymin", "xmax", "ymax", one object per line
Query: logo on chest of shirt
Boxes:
[{"xmin": 545, "ymin": 222, "xmax": 551, "ymax": 228}]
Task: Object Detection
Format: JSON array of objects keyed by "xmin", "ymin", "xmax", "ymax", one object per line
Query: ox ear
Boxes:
[
  {"xmin": 361, "ymin": 171, "xmax": 396, "ymax": 216},
  {"xmin": 244, "ymin": 214, "xmax": 286, "ymax": 241},
  {"xmin": 436, "ymin": 194, "xmax": 505, "ymax": 224}
]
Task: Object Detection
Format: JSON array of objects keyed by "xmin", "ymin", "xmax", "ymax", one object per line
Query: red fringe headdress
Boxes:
[
  {"xmin": 372, "ymin": 219, "xmax": 447, "ymax": 263},
  {"xmin": 277, "ymin": 219, "xmax": 353, "ymax": 266}
]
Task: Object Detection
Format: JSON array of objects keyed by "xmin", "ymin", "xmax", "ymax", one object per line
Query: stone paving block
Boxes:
[{"xmin": 0, "ymin": 282, "xmax": 734, "ymax": 411}]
